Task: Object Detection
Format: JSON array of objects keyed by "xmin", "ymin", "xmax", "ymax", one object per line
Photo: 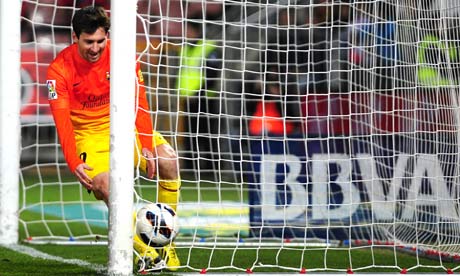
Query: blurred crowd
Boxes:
[
  {"xmin": 21, "ymin": 0, "xmax": 222, "ymax": 44},
  {"xmin": 20, "ymin": 0, "xmax": 460, "ymax": 175}
]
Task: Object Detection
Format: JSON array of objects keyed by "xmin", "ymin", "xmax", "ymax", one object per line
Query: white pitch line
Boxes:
[{"xmin": 3, "ymin": 244, "xmax": 106, "ymax": 274}]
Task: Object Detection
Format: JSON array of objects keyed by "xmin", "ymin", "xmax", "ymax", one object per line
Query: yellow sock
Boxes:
[
  {"xmin": 158, "ymin": 179, "xmax": 181, "ymax": 212},
  {"xmin": 133, "ymin": 232, "xmax": 152, "ymax": 254},
  {"xmin": 133, "ymin": 212, "xmax": 149, "ymax": 254}
]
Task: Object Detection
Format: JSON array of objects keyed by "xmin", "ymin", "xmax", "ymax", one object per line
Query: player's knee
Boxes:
[
  {"xmin": 157, "ymin": 145, "xmax": 179, "ymax": 180},
  {"xmin": 92, "ymin": 173, "xmax": 109, "ymax": 204},
  {"xmin": 158, "ymin": 156, "xmax": 179, "ymax": 180},
  {"xmin": 93, "ymin": 189, "xmax": 107, "ymax": 202}
]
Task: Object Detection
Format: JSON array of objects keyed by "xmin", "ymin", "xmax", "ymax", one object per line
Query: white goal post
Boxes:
[
  {"xmin": 5, "ymin": 0, "xmax": 460, "ymax": 273},
  {"xmin": 108, "ymin": 1, "xmax": 137, "ymax": 275},
  {"xmin": 0, "ymin": 0, "xmax": 21, "ymax": 246}
]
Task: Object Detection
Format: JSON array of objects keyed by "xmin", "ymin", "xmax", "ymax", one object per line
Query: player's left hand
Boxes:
[{"xmin": 142, "ymin": 148, "xmax": 156, "ymax": 179}]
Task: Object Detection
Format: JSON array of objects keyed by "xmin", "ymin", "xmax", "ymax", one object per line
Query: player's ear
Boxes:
[{"xmin": 72, "ymin": 32, "xmax": 78, "ymax": 43}]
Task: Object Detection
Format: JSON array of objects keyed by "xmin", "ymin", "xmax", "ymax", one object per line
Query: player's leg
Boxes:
[
  {"xmin": 134, "ymin": 133, "xmax": 181, "ymax": 271},
  {"xmin": 155, "ymin": 142, "xmax": 180, "ymax": 211},
  {"xmin": 135, "ymin": 132, "xmax": 180, "ymax": 271},
  {"xmin": 90, "ymin": 174, "xmax": 165, "ymax": 271},
  {"xmin": 133, "ymin": 213, "xmax": 165, "ymax": 272},
  {"xmin": 153, "ymin": 135, "xmax": 181, "ymax": 271},
  {"xmin": 91, "ymin": 172, "xmax": 109, "ymax": 205},
  {"xmin": 76, "ymin": 137, "xmax": 110, "ymax": 205},
  {"xmin": 132, "ymin": 206, "xmax": 165, "ymax": 271},
  {"xmin": 135, "ymin": 132, "xmax": 181, "ymax": 211},
  {"xmin": 77, "ymin": 137, "xmax": 164, "ymax": 270}
]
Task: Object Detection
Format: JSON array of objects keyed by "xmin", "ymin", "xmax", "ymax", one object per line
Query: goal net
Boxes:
[{"xmin": 19, "ymin": 0, "xmax": 460, "ymax": 272}]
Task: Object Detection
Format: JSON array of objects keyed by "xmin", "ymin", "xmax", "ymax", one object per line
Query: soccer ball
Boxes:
[{"xmin": 135, "ymin": 203, "xmax": 179, "ymax": 247}]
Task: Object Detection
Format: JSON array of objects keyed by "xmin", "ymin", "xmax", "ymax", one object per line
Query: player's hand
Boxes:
[
  {"xmin": 142, "ymin": 148, "xmax": 156, "ymax": 179},
  {"xmin": 74, "ymin": 163, "xmax": 93, "ymax": 190}
]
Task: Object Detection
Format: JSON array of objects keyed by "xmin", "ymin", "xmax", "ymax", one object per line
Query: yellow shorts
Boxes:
[{"xmin": 75, "ymin": 131, "xmax": 169, "ymax": 179}]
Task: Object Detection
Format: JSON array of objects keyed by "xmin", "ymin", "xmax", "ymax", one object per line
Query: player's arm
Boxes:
[
  {"xmin": 47, "ymin": 65, "xmax": 93, "ymax": 188},
  {"xmin": 134, "ymin": 63, "xmax": 156, "ymax": 178}
]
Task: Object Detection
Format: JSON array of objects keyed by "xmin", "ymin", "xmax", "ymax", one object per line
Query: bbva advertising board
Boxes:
[{"xmin": 248, "ymin": 134, "xmax": 460, "ymax": 240}]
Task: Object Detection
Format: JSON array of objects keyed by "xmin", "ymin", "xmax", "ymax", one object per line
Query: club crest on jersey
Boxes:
[
  {"xmin": 46, "ymin": 80, "xmax": 58, "ymax": 100},
  {"xmin": 106, "ymin": 71, "xmax": 110, "ymax": 80}
]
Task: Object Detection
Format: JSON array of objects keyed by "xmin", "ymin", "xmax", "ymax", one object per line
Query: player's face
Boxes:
[{"xmin": 74, "ymin": 27, "xmax": 108, "ymax": 63}]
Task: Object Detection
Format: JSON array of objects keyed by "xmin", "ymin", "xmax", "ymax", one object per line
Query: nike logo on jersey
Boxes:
[{"xmin": 73, "ymin": 82, "xmax": 81, "ymax": 87}]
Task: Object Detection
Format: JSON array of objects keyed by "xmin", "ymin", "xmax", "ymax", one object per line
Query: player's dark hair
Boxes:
[{"xmin": 72, "ymin": 6, "xmax": 110, "ymax": 38}]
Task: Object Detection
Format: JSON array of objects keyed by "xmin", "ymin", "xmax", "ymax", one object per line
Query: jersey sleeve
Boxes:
[
  {"xmin": 47, "ymin": 62, "xmax": 84, "ymax": 173},
  {"xmin": 135, "ymin": 63, "xmax": 154, "ymax": 151}
]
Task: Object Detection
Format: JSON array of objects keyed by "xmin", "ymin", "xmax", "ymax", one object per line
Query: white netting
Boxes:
[{"xmin": 19, "ymin": 0, "xmax": 460, "ymax": 272}]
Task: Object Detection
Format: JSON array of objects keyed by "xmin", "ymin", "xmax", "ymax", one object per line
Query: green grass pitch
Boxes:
[{"xmin": 0, "ymin": 171, "xmax": 457, "ymax": 274}]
